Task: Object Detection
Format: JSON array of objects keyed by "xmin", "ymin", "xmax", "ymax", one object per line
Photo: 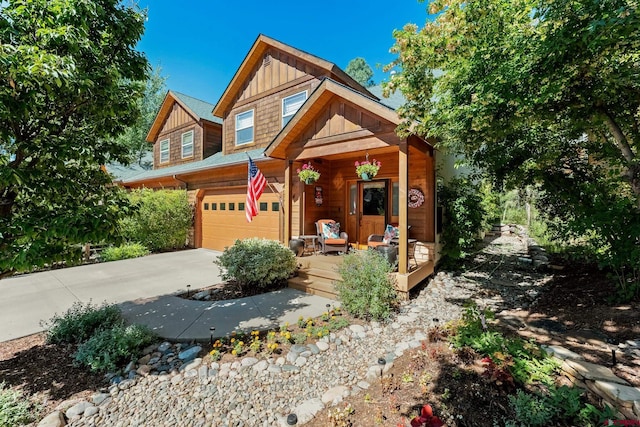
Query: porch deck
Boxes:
[{"xmin": 288, "ymin": 243, "xmax": 436, "ymax": 299}]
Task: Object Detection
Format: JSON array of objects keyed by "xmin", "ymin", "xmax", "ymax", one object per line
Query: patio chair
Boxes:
[{"xmin": 316, "ymin": 219, "xmax": 349, "ymax": 255}]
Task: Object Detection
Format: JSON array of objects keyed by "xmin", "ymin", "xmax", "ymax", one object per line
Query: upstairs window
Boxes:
[
  {"xmin": 181, "ymin": 130, "xmax": 194, "ymax": 158},
  {"xmin": 235, "ymin": 110, "xmax": 254, "ymax": 145},
  {"xmin": 282, "ymin": 91, "xmax": 307, "ymax": 127},
  {"xmin": 159, "ymin": 139, "xmax": 169, "ymax": 163}
]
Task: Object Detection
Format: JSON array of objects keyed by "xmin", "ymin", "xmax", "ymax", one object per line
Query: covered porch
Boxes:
[{"xmin": 265, "ymin": 79, "xmax": 438, "ymax": 296}]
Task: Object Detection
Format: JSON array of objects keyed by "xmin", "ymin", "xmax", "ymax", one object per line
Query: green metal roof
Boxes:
[
  {"xmin": 106, "ymin": 152, "xmax": 153, "ymax": 181},
  {"xmin": 172, "ymin": 91, "xmax": 222, "ymax": 124},
  {"xmin": 368, "ymin": 85, "xmax": 406, "ymax": 110},
  {"xmin": 119, "ymin": 148, "xmax": 266, "ymax": 184}
]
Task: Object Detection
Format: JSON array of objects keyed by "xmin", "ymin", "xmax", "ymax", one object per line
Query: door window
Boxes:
[{"xmin": 362, "ymin": 181, "xmax": 386, "ymax": 216}]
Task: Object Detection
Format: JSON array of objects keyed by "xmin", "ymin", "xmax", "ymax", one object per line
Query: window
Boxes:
[
  {"xmin": 220, "ymin": 203, "xmax": 226, "ymax": 210},
  {"xmin": 181, "ymin": 131, "xmax": 194, "ymax": 158},
  {"xmin": 282, "ymin": 91, "xmax": 307, "ymax": 127},
  {"xmin": 238, "ymin": 202, "xmax": 245, "ymax": 211},
  {"xmin": 211, "ymin": 203, "xmax": 217, "ymax": 210},
  {"xmin": 229, "ymin": 203, "xmax": 235, "ymax": 211},
  {"xmin": 235, "ymin": 110, "xmax": 254, "ymax": 145},
  {"xmin": 272, "ymin": 202, "xmax": 279, "ymax": 212},
  {"xmin": 259, "ymin": 202, "xmax": 268, "ymax": 211},
  {"xmin": 204, "ymin": 203, "xmax": 209, "ymax": 210},
  {"xmin": 159, "ymin": 139, "xmax": 169, "ymax": 163}
]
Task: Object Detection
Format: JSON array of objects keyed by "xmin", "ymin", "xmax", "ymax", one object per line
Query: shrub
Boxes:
[
  {"xmin": 119, "ymin": 189, "xmax": 192, "ymax": 252},
  {"xmin": 0, "ymin": 382, "xmax": 38, "ymax": 426},
  {"xmin": 451, "ymin": 304, "xmax": 559, "ymax": 385},
  {"xmin": 74, "ymin": 324, "xmax": 157, "ymax": 372},
  {"xmin": 214, "ymin": 238, "xmax": 297, "ymax": 291},
  {"xmin": 438, "ymin": 177, "xmax": 486, "ymax": 266},
  {"xmin": 336, "ymin": 249, "xmax": 398, "ymax": 321},
  {"xmin": 101, "ymin": 243, "xmax": 149, "ymax": 262},
  {"xmin": 43, "ymin": 301, "xmax": 123, "ymax": 344}
]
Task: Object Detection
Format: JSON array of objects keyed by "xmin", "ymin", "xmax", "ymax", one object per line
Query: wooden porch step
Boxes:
[
  {"xmin": 288, "ymin": 276, "xmax": 337, "ymax": 299},
  {"xmin": 297, "ymin": 267, "xmax": 342, "ymax": 282}
]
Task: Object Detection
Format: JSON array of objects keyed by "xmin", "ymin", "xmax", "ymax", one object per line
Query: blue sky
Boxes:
[{"xmin": 137, "ymin": 1, "xmax": 433, "ymax": 105}]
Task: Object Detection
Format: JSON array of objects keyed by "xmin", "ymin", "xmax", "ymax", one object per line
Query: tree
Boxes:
[
  {"xmin": 0, "ymin": 0, "xmax": 149, "ymax": 278},
  {"xmin": 345, "ymin": 57, "xmax": 375, "ymax": 87},
  {"xmin": 386, "ymin": 0, "xmax": 640, "ymax": 296},
  {"xmin": 117, "ymin": 66, "xmax": 167, "ymax": 167}
]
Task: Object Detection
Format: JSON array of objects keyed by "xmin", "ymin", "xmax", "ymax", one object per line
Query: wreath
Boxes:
[{"xmin": 408, "ymin": 188, "xmax": 425, "ymax": 208}]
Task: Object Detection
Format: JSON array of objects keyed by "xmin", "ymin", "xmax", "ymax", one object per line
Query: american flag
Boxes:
[{"xmin": 246, "ymin": 155, "xmax": 267, "ymax": 222}]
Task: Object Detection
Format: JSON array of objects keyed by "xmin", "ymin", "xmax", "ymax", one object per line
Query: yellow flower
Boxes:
[
  {"xmin": 239, "ymin": 341, "xmax": 244, "ymax": 346},
  {"xmin": 230, "ymin": 338, "xmax": 235, "ymax": 343},
  {"xmin": 231, "ymin": 349, "xmax": 237, "ymax": 355}
]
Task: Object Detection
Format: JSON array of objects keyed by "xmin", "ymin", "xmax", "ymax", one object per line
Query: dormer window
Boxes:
[
  {"xmin": 159, "ymin": 139, "xmax": 169, "ymax": 163},
  {"xmin": 181, "ymin": 130, "xmax": 194, "ymax": 158},
  {"xmin": 235, "ymin": 110, "xmax": 254, "ymax": 145},
  {"xmin": 282, "ymin": 91, "xmax": 307, "ymax": 127}
]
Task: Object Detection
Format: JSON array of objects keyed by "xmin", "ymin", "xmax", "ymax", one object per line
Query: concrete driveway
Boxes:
[{"xmin": 0, "ymin": 249, "xmax": 222, "ymax": 342}]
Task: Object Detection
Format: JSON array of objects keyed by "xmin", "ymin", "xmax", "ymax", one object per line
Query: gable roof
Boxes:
[
  {"xmin": 266, "ymin": 78, "xmax": 404, "ymax": 159},
  {"xmin": 212, "ymin": 34, "xmax": 378, "ymax": 117},
  {"xmin": 146, "ymin": 90, "xmax": 222, "ymax": 143}
]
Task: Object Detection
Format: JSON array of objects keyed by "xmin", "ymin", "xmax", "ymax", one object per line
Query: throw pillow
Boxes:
[
  {"xmin": 322, "ymin": 222, "xmax": 340, "ymax": 239},
  {"xmin": 383, "ymin": 224, "xmax": 397, "ymax": 244}
]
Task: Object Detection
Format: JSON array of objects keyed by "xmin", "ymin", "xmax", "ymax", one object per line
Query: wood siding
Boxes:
[
  {"xmin": 203, "ymin": 123, "xmax": 222, "ymax": 158},
  {"xmin": 223, "ymin": 48, "xmax": 330, "ymax": 154},
  {"xmin": 153, "ymin": 102, "xmax": 203, "ymax": 169}
]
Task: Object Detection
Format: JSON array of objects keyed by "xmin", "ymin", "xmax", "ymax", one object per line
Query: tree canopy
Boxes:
[
  {"xmin": 117, "ymin": 66, "xmax": 166, "ymax": 167},
  {"xmin": 386, "ymin": 0, "xmax": 640, "ymax": 293},
  {"xmin": 0, "ymin": 0, "xmax": 149, "ymax": 277},
  {"xmin": 346, "ymin": 57, "xmax": 375, "ymax": 87}
]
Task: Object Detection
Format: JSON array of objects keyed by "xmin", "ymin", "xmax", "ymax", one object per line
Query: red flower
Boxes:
[
  {"xmin": 355, "ymin": 161, "xmax": 360, "ymax": 167},
  {"xmin": 410, "ymin": 405, "xmax": 444, "ymax": 427}
]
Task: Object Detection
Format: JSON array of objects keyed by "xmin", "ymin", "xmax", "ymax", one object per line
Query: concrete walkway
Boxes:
[{"xmin": 0, "ymin": 249, "xmax": 336, "ymax": 342}]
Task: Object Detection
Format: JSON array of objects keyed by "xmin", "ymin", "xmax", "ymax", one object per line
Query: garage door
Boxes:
[{"xmin": 201, "ymin": 188, "xmax": 281, "ymax": 251}]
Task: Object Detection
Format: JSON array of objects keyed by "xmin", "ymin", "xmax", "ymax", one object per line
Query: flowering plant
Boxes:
[
  {"xmin": 296, "ymin": 162, "xmax": 320, "ymax": 183},
  {"xmin": 408, "ymin": 404, "xmax": 444, "ymax": 427},
  {"xmin": 355, "ymin": 159, "xmax": 382, "ymax": 178}
]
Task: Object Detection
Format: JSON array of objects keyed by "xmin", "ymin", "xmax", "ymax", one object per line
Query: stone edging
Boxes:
[{"xmin": 543, "ymin": 344, "xmax": 640, "ymax": 421}]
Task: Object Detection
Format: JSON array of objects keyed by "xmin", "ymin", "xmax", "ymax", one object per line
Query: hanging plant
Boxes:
[
  {"xmin": 296, "ymin": 162, "xmax": 320, "ymax": 184},
  {"xmin": 355, "ymin": 158, "xmax": 381, "ymax": 180}
]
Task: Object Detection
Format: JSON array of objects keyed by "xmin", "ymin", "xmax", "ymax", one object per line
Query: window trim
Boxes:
[
  {"xmin": 282, "ymin": 90, "xmax": 308, "ymax": 127},
  {"xmin": 235, "ymin": 109, "xmax": 254, "ymax": 146},
  {"xmin": 181, "ymin": 130, "xmax": 194, "ymax": 159},
  {"xmin": 159, "ymin": 138, "xmax": 170, "ymax": 163}
]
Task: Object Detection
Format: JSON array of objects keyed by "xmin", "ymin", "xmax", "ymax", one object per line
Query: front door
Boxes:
[{"xmin": 358, "ymin": 180, "xmax": 387, "ymax": 246}]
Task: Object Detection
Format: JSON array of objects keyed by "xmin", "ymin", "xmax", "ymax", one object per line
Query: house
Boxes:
[{"xmin": 118, "ymin": 34, "xmax": 439, "ymax": 296}]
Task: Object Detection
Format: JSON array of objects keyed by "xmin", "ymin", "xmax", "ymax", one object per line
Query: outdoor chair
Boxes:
[{"xmin": 316, "ymin": 219, "xmax": 349, "ymax": 255}]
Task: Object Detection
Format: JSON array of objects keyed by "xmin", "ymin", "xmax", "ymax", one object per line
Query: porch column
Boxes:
[
  {"xmin": 398, "ymin": 140, "xmax": 409, "ymax": 274},
  {"xmin": 284, "ymin": 161, "xmax": 292, "ymax": 244}
]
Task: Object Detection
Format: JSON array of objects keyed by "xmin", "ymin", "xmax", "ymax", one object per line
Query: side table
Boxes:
[{"xmin": 298, "ymin": 235, "xmax": 319, "ymax": 256}]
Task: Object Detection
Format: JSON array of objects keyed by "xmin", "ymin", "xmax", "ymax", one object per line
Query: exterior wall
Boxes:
[
  {"xmin": 222, "ymin": 48, "xmax": 330, "ymax": 154},
  {"xmin": 203, "ymin": 123, "xmax": 222, "ymax": 158},
  {"xmin": 153, "ymin": 103, "xmax": 203, "ymax": 169}
]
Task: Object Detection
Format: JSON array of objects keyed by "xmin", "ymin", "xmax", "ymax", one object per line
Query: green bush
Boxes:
[
  {"xmin": 74, "ymin": 324, "xmax": 157, "ymax": 372},
  {"xmin": 508, "ymin": 386, "xmax": 614, "ymax": 427},
  {"xmin": 119, "ymin": 189, "xmax": 192, "ymax": 252},
  {"xmin": 0, "ymin": 382, "xmax": 38, "ymax": 426},
  {"xmin": 43, "ymin": 301, "xmax": 123, "ymax": 344},
  {"xmin": 451, "ymin": 304, "xmax": 559, "ymax": 385},
  {"xmin": 438, "ymin": 177, "xmax": 487, "ymax": 266},
  {"xmin": 101, "ymin": 243, "xmax": 150, "ymax": 262},
  {"xmin": 336, "ymin": 249, "xmax": 398, "ymax": 321},
  {"xmin": 214, "ymin": 238, "xmax": 297, "ymax": 291}
]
